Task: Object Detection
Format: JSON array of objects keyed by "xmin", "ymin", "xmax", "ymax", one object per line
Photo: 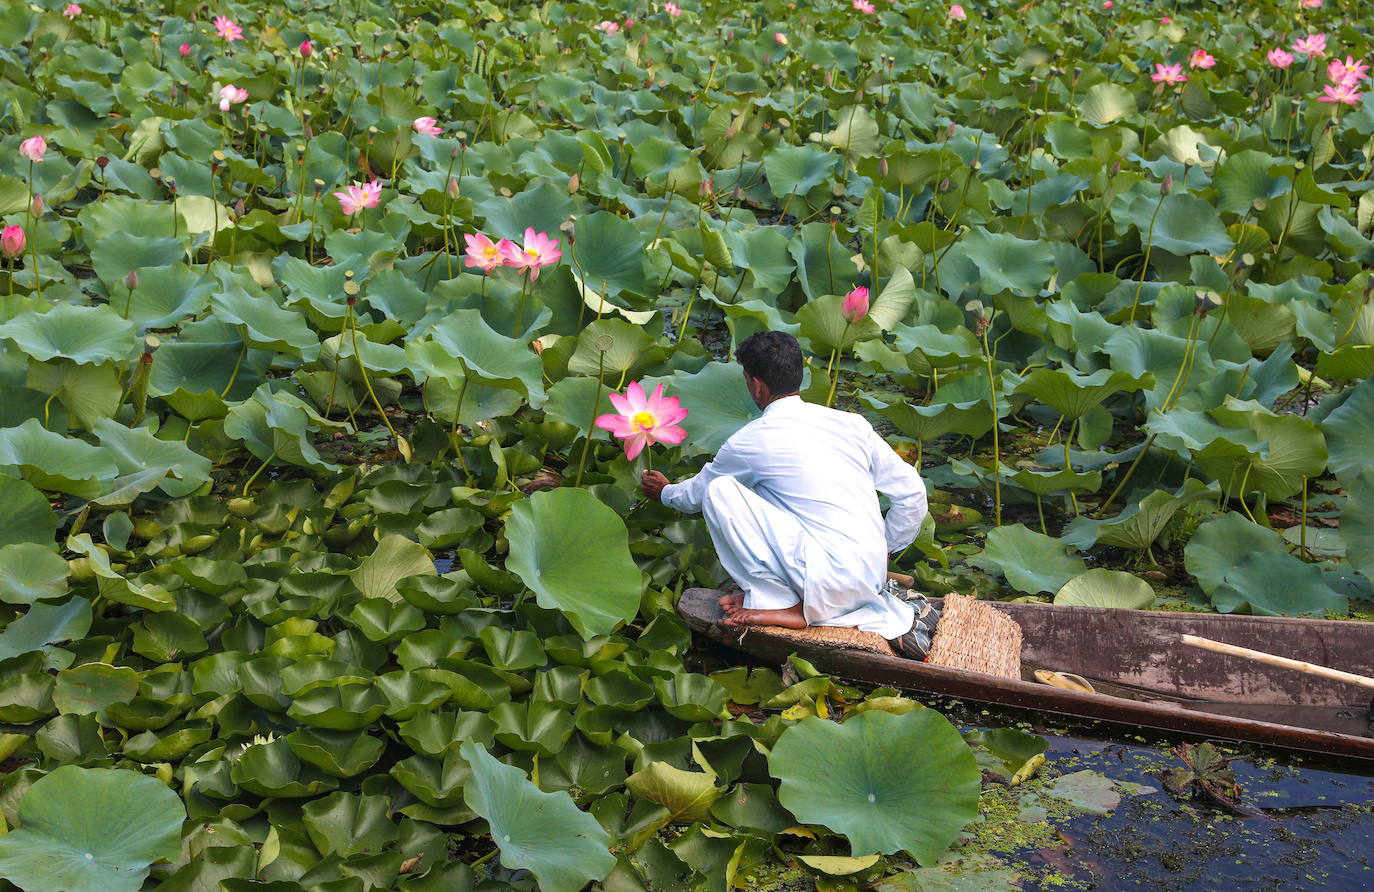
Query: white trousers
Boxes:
[{"xmin": 701, "ymin": 475, "xmax": 807, "ymax": 610}]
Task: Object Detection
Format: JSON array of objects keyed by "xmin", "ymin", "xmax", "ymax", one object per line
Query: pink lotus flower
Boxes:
[
  {"xmin": 595, "ymin": 381, "xmax": 689, "ymax": 460},
  {"xmin": 1151, "ymin": 63, "xmax": 1188, "ymax": 85},
  {"xmin": 1328, "ymin": 56, "xmax": 1370, "ymax": 86},
  {"xmin": 413, "ymin": 116, "xmax": 442, "ymax": 136},
  {"xmin": 624, "ymin": 17, "xmax": 635, "ymax": 27},
  {"xmin": 775, "ymin": 32, "xmax": 788, "ymax": 45},
  {"xmin": 1189, "ymin": 48, "xmax": 1216, "ymax": 69},
  {"xmin": 1292, "ymin": 33, "xmax": 1328, "ymax": 58},
  {"xmin": 1, "ymin": 225, "xmax": 23, "ymax": 258},
  {"xmin": 948, "ymin": 4, "xmax": 966, "ymax": 20},
  {"xmin": 179, "ymin": 43, "xmax": 191, "ymax": 57},
  {"xmin": 18, "ymin": 136, "xmax": 46, "ymax": 163},
  {"xmin": 1318, "ymin": 82, "xmax": 1362, "ymax": 105},
  {"xmin": 213, "ymin": 15, "xmax": 243, "ymax": 42},
  {"xmin": 1159, "ymin": 16, "xmax": 1171, "ymax": 23},
  {"xmin": 841, "ymin": 286, "xmax": 870, "ymax": 323},
  {"xmin": 334, "ymin": 181, "xmax": 383, "ymax": 216},
  {"xmin": 498, "ymin": 227, "xmax": 563, "ymax": 280},
  {"xmin": 596, "ymin": 20, "xmax": 619, "ymax": 34},
  {"xmin": 663, "ymin": 2, "xmax": 681, "ymax": 15},
  {"xmin": 463, "ymin": 232, "xmax": 507, "ymax": 273},
  {"xmin": 1268, "ymin": 48, "xmax": 1294, "ymax": 69},
  {"xmin": 1101, "ymin": 0, "xmax": 1113, "ymax": 8},
  {"xmin": 62, "ymin": 4, "xmax": 81, "ymax": 19},
  {"xmin": 1301, "ymin": 0, "xmax": 1322, "ymax": 8},
  {"xmin": 218, "ymin": 84, "xmax": 248, "ymax": 111},
  {"xmin": 853, "ymin": 0, "xmax": 876, "ymax": 13},
  {"xmin": 299, "ymin": 40, "xmax": 313, "ymax": 57}
]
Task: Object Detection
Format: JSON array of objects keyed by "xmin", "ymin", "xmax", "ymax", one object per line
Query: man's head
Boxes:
[{"xmin": 737, "ymin": 331, "xmax": 803, "ymax": 408}]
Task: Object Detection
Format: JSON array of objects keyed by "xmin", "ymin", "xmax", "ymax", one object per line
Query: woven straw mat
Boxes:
[
  {"xmin": 745, "ymin": 623, "xmax": 896, "ymax": 656},
  {"xmin": 926, "ymin": 593, "xmax": 1023, "ymax": 680}
]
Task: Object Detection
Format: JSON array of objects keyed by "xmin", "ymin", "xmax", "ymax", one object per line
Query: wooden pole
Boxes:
[{"xmin": 1181, "ymin": 634, "xmax": 1374, "ymax": 691}]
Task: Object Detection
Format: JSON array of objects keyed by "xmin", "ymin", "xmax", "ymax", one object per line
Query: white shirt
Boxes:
[{"xmin": 662, "ymin": 396, "xmax": 928, "ymax": 636}]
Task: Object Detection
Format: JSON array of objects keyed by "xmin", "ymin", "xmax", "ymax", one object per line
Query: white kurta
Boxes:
[{"xmin": 662, "ymin": 395, "xmax": 928, "ymax": 638}]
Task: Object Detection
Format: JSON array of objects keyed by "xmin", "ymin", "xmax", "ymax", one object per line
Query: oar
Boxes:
[{"xmin": 1181, "ymin": 634, "xmax": 1374, "ymax": 691}]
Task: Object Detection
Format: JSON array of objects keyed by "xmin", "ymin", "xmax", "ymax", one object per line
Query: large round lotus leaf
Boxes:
[
  {"xmin": 662, "ymin": 362, "xmax": 760, "ymax": 455},
  {"xmin": 0, "ymin": 419, "xmax": 120, "ymax": 498},
  {"xmin": 1054, "ymin": 569, "xmax": 1155, "ymax": 609},
  {"xmin": 860, "ymin": 392, "xmax": 995, "ymax": 443},
  {"xmin": 1014, "ymin": 368, "xmax": 1152, "ymax": 420},
  {"xmin": 0, "ymin": 543, "xmax": 69, "ymax": 604},
  {"xmin": 1213, "ymin": 150, "xmax": 1291, "ymax": 215},
  {"xmin": 1320, "ymin": 376, "xmax": 1374, "ymax": 485},
  {"xmin": 770, "ymin": 710, "xmax": 980, "ymax": 863},
  {"xmin": 0, "ymin": 476, "xmax": 59, "ymax": 549},
  {"xmin": 1341, "ymin": 471, "xmax": 1374, "ymax": 584},
  {"xmin": 1196, "ymin": 399, "xmax": 1327, "ymax": 500},
  {"xmin": 351, "ymin": 534, "xmax": 437, "ymax": 603},
  {"xmin": 1209, "ymin": 551, "xmax": 1348, "ymax": 617},
  {"xmin": 1079, "ymin": 82, "xmax": 1136, "ymax": 126},
  {"xmin": 796, "ymin": 294, "xmax": 881, "ymax": 354},
  {"xmin": 1117, "ymin": 192, "xmax": 1234, "ymax": 257},
  {"xmin": 417, "ymin": 309, "xmax": 546, "ymax": 404},
  {"xmin": 54, "ymin": 662, "xmax": 139, "ymax": 715},
  {"xmin": 1183, "ymin": 511, "xmax": 1288, "ymax": 596},
  {"xmin": 763, "ymin": 143, "xmax": 841, "ymax": 199},
  {"xmin": 958, "ymin": 227, "xmax": 1056, "ymax": 297},
  {"xmin": 571, "ymin": 211, "xmax": 648, "ymax": 298},
  {"xmin": 0, "ymin": 765, "xmax": 186, "ymax": 892},
  {"xmin": 0, "ymin": 303, "xmax": 137, "ymax": 366},
  {"xmin": 970, "ymin": 525, "xmax": 1086, "ymax": 595},
  {"xmin": 459, "ymin": 741, "xmax": 616, "ymax": 892},
  {"xmin": 505, "ymin": 488, "xmax": 642, "ymax": 640}
]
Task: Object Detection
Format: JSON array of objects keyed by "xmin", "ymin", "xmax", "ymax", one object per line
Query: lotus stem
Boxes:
[
  {"xmin": 1127, "ymin": 187, "xmax": 1166, "ymax": 325},
  {"xmin": 981, "ymin": 320, "xmax": 1002, "ymax": 527},
  {"xmin": 220, "ymin": 345, "xmax": 247, "ymax": 399},
  {"xmin": 573, "ymin": 347, "xmax": 607, "ymax": 488},
  {"xmin": 1300, "ymin": 477, "xmax": 1309, "ymax": 559},
  {"xmin": 241, "ymin": 450, "xmax": 277, "ymax": 496},
  {"xmin": 349, "ymin": 311, "xmax": 402, "ymax": 451}
]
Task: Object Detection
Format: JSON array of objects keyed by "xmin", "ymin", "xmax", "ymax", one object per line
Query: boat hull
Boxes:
[{"xmin": 678, "ymin": 588, "xmax": 1374, "ymax": 762}]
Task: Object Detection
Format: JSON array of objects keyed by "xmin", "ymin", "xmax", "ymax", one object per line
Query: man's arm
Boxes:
[
  {"xmin": 868, "ymin": 428, "xmax": 928, "ymax": 553},
  {"xmin": 642, "ymin": 440, "xmax": 754, "ymax": 513}
]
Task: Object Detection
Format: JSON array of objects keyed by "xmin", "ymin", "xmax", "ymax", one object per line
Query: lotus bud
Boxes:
[
  {"xmin": 567, "ymin": 173, "xmax": 580, "ymax": 193},
  {"xmin": 1161, "ymin": 174, "xmax": 1173, "ymax": 195},
  {"xmin": 96, "ymin": 155, "xmax": 109, "ymax": 169},
  {"xmin": 1109, "ymin": 160, "xmax": 1121, "ymax": 176},
  {"xmin": 299, "ymin": 39, "xmax": 313, "ymax": 57},
  {"xmin": 227, "ymin": 497, "xmax": 257, "ymax": 517},
  {"xmin": 447, "ymin": 177, "xmax": 460, "ymax": 199},
  {"xmin": 234, "ymin": 197, "xmax": 245, "ymax": 217},
  {"xmin": 938, "ymin": 177, "xmax": 953, "ymax": 192},
  {"xmin": 879, "ymin": 157, "xmax": 888, "ymax": 177},
  {"xmin": 1, "ymin": 225, "xmax": 24, "ymax": 258},
  {"xmin": 842, "ymin": 286, "xmax": 870, "ymax": 323},
  {"xmin": 178, "ymin": 43, "xmax": 190, "ymax": 56},
  {"xmin": 30, "ymin": 194, "xmax": 43, "ymax": 217},
  {"xmin": 946, "ymin": 122, "xmax": 958, "ymax": 140},
  {"xmin": 125, "ymin": 269, "xmax": 138, "ymax": 291}
]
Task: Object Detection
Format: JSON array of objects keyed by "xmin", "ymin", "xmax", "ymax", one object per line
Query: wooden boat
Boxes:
[{"xmin": 678, "ymin": 588, "xmax": 1374, "ymax": 762}]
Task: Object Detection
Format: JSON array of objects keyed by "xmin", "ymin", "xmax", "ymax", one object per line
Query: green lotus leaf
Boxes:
[
  {"xmin": 1210, "ymin": 551, "xmax": 1348, "ymax": 617},
  {"xmin": 1320, "ymin": 376, "xmax": 1374, "ymax": 485},
  {"xmin": 654, "ymin": 671, "xmax": 727, "ymax": 722},
  {"xmin": 1079, "ymin": 82, "xmax": 1137, "ymax": 126},
  {"xmin": 0, "ymin": 543, "xmax": 69, "ymax": 604},
  {"xmin": 505, "ymin": 488, "xmax": 642, "ymax": 639},
  {"xmin": 54, "ymin": 662, "xmax": 139, "ymax": 715},
  {"xmin": 1184, "ymin": 512, "xmax": 1289, "ymax": 596},
  {"xmin": 531, "ymin": 665, "xmax": 589, "ymax": 708},
  {"xmin": 222, "ymin": 384, "xmax": 346, "ymax": 473},
  {"xmin": 624, "ymin": 760, "xmax": 721, "ymax": 825},
  {"xmin": 352, "ymin": 534, "xmax": 437, "ymax": 603},
  {"xmin": 0, "ymin": 419, "xmax": 119, "ymax": 497},
  {"xmin": 1061, "ymin": 478, "xmax": 1218, "ymax": 551},
  {"xmin": 1213, "ymin": 150, "xmax": 1291, "ymax": 215},
  {"xmin": 567, "ymin": 318, "xmax": 662, "ymax": 379},
  {"xmin": 460, "ymin": 741, "xmax": 615, "ymax": 892},
  {"xmin": 91, "ymin": 418, "xmax": 212, "ymax": 504},
  {"xmin": 0, "ymin": 766, "xmax": 185, "ymax": 892},
  {"xmin": 475, "ymin": 178, "xmax": 575, "ymax": 243},
  {"xmin": 123, "ymin": 721, "xmax": 213, "ymax": 762},
  {"xmin": 0, "ymin": 476, "xmax": 58, "ymax": 549},
  {"xmin": 1014, "ymin": 367, "xmax": 1152, "ymax": 420},
  {"xmin": 399, "ymin": 710, "xmax": 498, "ymax": 756},
  {"xmin": 35, "ymin": 714, "xmax": 109, "ymax": 768},
  {"xmin": 286, "ymin": 680, "xmax": 388, "ymax": 730},
  {"xmin": 1197, "ymin": 398, "xmax": 1327, "ymax": 500},
  {"xmin": 349, "ymin": 598, "xmax": 427, "ymax": 644},
  {"xmin": 210, "ymin": 267, "xmax": 320, "ymax": 361},
  {"xmin": 230, "ymin": 737, "xmax": 337, "ymax": 798},
  {"xmin": 286, "ymin": 727, "xmax": 386, "ymax": 778},
  {"xmin": 813, "ymin": 105, "xmax": 880, "ymax": 157},
  {"xmin": 1117, "ymin": 192, "xmax": 1234, "ymax": 257},
  {"xmin": 860, "ymin": 392, "xmax": 995, "ymax": 444},
  {"xmin": 0, "ymin": 598, "xmax": 91, "ymax": 665},
  {"xmin": 413, "ymin": 309, "xmax": 545, "ymax": 405},
  {"xmin": 789, "ymin": 222, "xmax": 860, "ymax": 300},
  {"xmin": 395, "ymin": 575, "xmax": 479, "ymax": 614},
  {"xmin": 535, "ymin": 732, "xmax": 628, "ymax": 796},
  {"xmin": 491, "ymin": 700, "xmax": 577, "ymax": 756},
  {"xmin": 302, "ymin": 791, "xmax": 399, "ymax": 859},
  {"xmin": 1001, "ymin": 466, "xmax": 1102, "ymax": 497},
  {"xmin": 959, "ymin": 227, "xmax": 1055, "ymax": 297},
  {"xmin": 0, "ymin": 303, "xmax": 137, "ymax": 366},
  {"xmin": 66, "ymin": 534, "xmax": 176, "ymax": 612},
  {"xmin": 376, "ymin": 670, "xmax": 452, "ymax": 720},
  {"xmin": 709, "ymin": 782, "xmax": 795, "ymax": 833},
  {"xmin": 479, "ymin": 626, "xmax": 547, "ymax": 671},
  {"xmin": 1053, "ymin": 569, "xmax": 1155, "ymax": 609},
  {"xmin": 661, "ymin": 361, "xmax": 760, "ymax": 455},
  {"xmin": 118, "ymin": 263, "xmax": 214, "ymax": 330},
  {"xmin": 571, "ymin": 211, "xmax": 649, "ymax": 298},
  {"xmin": 25, "ymin": 361, "xmax": 122, "ymax": 432},
  {"xmin": 394, "ymin": 750, "xmax": 474, "ymax": 809},
  {"xmin": 763, "ymin": 143, "xmax": 841, "ymax": 199},
  {"xmin": 1341, "ymin": 471, "xmax": 1374, "ymax": 584},
  {"xmin": 964, "ymin": 728, "xmax": 1048, "ymax": 784},
  {"xmin": 770, "ymin": 710, "xmax": 980, "ymax": 863},
  {"xmin": 586, "ymin": 669, "xmax": 656, "ymax": 709},
  {"xmin": 971, "ymin": 525, "xmax": 1086, "ymax": 595}
]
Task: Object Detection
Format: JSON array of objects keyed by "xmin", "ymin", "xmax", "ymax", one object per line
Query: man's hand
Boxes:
[{"xmin": 641, "ymin": 471, "xmax": 669, "ymax": 502}]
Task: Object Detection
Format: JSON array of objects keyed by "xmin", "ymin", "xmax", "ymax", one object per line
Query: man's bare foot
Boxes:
[
  {"xmin": 718, "ymin": 592, "xmax": 745, "ymax": 613},
  {"xmin": 722, "ymin": 604, "xmax": 807, "ymax": 629}
]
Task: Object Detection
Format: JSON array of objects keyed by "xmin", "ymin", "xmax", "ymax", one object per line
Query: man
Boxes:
[{"xmin": 640, "ymin": 331, "xmax": 938, "ymax": 659}]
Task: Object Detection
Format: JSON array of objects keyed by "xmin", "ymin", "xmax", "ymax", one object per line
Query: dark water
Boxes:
[{"xmin": 938, "ymin": 697, "xmax": 1374, "ymax": 891}]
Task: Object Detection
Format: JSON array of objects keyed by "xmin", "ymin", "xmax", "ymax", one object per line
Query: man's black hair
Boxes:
[{"xmin": 738, "ymin": 331, "xmax": 803, "ymax": 394}]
